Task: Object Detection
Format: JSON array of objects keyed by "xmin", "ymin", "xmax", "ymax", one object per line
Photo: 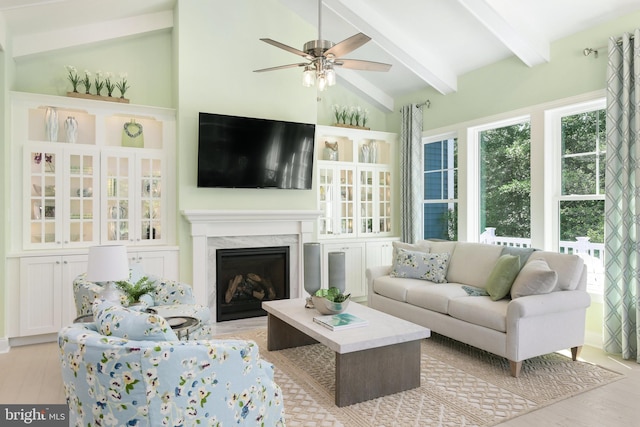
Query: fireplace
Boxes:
[
  {"xmin": 182, "ymin": 209, "xmax": 320, "ymax": 322},
  {"xmin": 216, "ymin": 246, "xmax": 290, "ymax": 321}
]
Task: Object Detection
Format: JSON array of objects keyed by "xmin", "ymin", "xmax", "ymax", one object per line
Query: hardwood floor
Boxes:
[{"xmin": 1, "ymin": 317, "xmax": 637, "ymax": 426}]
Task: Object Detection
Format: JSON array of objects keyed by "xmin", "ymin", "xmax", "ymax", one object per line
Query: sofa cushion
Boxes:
[
  {"xmin": 527, "ymin": 251, "xmax": 584, "ymax": 291},
  {"xmin": 501, "ymin": 246, "xmax": 535, "ymax": 270},
  {"xmin": 93, "ymin": 299, "xmax": 178, "ymax": 341},
  {"xmin": 392, "ymin": 240, "xmax": 431, "ymax": 260},
  {"xmin": 372, "ymin": 276, "xmax": 426, "ymax": 302},
  {"xmin": 427, "ymin": 240, "xmax": 458, "ymax": 256},
  {"xmin": 485, "ymin": 254, "xmax": 520, "ymax": 301},
  {"xmin": 448, "ymin": 297, "xmax": 509, "ymax": 332},
  {"xmin": 406, "ymin": 283, "xmax": 469, "ymax": 314},
  {"xmin": 390, "ymin": 249, "xmax": 450, "ymax": 283},
  {"xmin": 510, "ymin": 259, "xmax": 558, "ymax": 299},
  {"xmin": 446, "ymin": 242, "xmax": 503, "ymax": 288}
]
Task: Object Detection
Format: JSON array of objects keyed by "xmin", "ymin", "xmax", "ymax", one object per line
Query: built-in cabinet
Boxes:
[
  {"xmin": 315, "ymin": 125, "xmax": 399, "ymax": 300},
  {"xmin": 7, "ymin": 92, "xmax": 178, "ymax": 340}
]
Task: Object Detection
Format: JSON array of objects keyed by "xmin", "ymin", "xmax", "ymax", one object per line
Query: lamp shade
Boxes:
[{"xmin": 85, "ymin": 245, "xmax": 130, "ymax": 282}]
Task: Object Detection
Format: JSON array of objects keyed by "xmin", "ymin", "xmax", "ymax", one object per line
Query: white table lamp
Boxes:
[{"xmin": 86, "ymin": 245, "xmax": 130, "ymax": 304}]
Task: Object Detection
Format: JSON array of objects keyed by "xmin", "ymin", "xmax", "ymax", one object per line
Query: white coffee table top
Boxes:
[{"xmin": 262, "ymin": 298, "xmax": 430, "ymax": 354}]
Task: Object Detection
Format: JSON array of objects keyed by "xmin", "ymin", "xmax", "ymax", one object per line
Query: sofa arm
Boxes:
[
  {"xmin": 507, "ymin": 290, "xmax": 591, "ymax": 320},
  {"xmin": 366, "ymin": 265, "xmax": 392, "ymax": 282},
  {"xmin": 366, "ymin": 265, "xmax": 392, "ymax": 305},
  {"xmin": 143, "ymin": 339, "xmax": 285, "ymax": 426}
]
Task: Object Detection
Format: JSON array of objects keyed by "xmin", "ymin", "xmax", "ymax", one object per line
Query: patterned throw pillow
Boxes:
[
  {"xmin": 390, "ymin": 248, "xmax": 450, "ymax": 283},
  {"xmin": 93, "ymin": 299, "xmax": 178, "ymax": 341}
]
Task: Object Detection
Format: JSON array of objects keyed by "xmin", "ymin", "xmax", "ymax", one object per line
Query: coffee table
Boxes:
[{"xmin": 262, "ymin": 298, "xmax": 430, "ymax": 407}]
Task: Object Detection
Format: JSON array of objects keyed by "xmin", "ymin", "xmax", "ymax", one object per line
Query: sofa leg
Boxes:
[
  {"xmin": 571, "ymin": 346, "xmax": 582, "ymax": 361},
  {"xmin": 509, "ymin": 360, "xmax": 522, "ymax": 377}
]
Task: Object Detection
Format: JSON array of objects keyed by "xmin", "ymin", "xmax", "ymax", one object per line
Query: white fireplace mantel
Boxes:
[{"xmin": 182, "ymin": 210, "xmax": 321, "ymax": 311}]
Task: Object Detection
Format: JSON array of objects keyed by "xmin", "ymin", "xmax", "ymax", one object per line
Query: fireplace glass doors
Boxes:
[{"xmin": 216, "ymin": 246, "xmax": 290, "ymax": 321}]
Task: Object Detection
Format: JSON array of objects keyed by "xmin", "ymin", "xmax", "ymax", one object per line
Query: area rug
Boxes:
[{"xmin": 220, "ymin": 329, "xmax": 622, "ymax": 427}]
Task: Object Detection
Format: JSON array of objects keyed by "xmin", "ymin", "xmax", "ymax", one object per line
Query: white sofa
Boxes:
[{"xmin": 366, "ymin": 240, "xmax": 590, "ymax": 377}]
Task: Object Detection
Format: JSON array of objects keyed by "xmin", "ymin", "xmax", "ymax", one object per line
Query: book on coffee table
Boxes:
[{"xmin": 313, "ymin": 312, "xmax": 369, "ymax": 331}]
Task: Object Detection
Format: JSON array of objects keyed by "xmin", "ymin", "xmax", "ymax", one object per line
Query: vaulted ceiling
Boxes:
[{"xmin": 2, "ymin": 0, "xmax": 640, "ymax": 112}]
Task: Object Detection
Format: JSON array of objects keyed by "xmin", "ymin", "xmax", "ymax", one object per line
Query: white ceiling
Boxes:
[{"xmin": 2, "ymin": 0, "xmax": 640, "ymax": 111}]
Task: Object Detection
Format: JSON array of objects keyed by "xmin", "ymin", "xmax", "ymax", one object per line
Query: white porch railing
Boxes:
[{"xmin": 479, "ymin": 227, "xmax": 604, "ymax": 294}]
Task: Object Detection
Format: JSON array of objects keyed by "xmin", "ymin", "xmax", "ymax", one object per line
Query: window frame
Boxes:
[{"xmin": 421, "ymin": 132, "xmax": 458, "ymax": 240}]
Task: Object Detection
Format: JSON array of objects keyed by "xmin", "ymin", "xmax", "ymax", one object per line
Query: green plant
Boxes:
[
  {"xmin": 65, "ymin": 65, "xmax": 80, "ymax": 92},
  {"xmin": 315, "ymin": 287, "xmax": 350, "ymax": 303},
  {"xmin": 116, "ymin": 72, "xmax": 130, "ymax": 98},
  {"xmin": 94, "ymin": 70, "xmax": 104, "ymax": 96},
  {"xmin": 80, "ymin": 70, "xmax": 91, "ymax": 94},
  {"xmin": 115, "ymin": 276, "xmax": 156, "ymax": 305}
]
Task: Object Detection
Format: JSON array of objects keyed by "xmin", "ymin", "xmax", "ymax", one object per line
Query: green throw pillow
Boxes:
[{"xmin": 485, "ymin": 254, "xmax": 521, "ymax": 301}]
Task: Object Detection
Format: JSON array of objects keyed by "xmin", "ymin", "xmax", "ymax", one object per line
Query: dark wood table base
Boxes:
[{"xmin": 267, "ymin": 313, "xmax": 422, "ymax": 407}]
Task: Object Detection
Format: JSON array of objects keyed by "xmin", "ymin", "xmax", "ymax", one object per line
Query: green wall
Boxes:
[{"xmin": 11, "ymin": 32, "xmax": 174, "ymax": 107}]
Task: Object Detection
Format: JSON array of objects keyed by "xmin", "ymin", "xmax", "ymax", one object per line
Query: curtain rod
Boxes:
[
  {"xmin": 399, "ymin": 100, "xmax": 430, "ymax": 112},
  {"xmin": 583, "ymin": 35, "xmax": 633, "ymax": 58}
]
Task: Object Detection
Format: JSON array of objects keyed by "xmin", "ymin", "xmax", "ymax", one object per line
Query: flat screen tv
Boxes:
[{"xmin": 197, "ymin": 112, "xmax": 316, "ymax": 189}]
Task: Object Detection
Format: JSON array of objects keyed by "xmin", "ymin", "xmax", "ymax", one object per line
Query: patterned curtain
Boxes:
[
  {"xmin": 604, "ymin": 30, "xmax": 640, "ymax": 363},
  {"xmin": 400, "ymin": 104, "xmax": 423, "ymax": 243}
]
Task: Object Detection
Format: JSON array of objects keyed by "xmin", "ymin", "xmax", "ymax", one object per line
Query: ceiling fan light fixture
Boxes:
[
  {"xmin": 317, "ymin": 73, "xmax": 327, "ymax": 91},
  {"xmin": 325, "ymin": 66, "xmax": 336, "ymax": 86},
  {"xmin": 302, "ymin": 66, "xmax": 315, "ymax": 87},
  {"xmin": 255, "ymin": 0, "xmax": 390, "ymax": 91}
]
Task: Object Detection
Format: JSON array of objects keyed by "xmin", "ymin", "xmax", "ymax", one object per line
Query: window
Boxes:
[
  {"xmin": 558, "ymin": 107, "xmax": 606, "ymax": 294},
  {"xmin": 479, "ymin": 119, "xmax": 531, "ymax": 241},
  {"xmin": 423, "ymin": 136, "xmax": 457, "ymax": 240}
]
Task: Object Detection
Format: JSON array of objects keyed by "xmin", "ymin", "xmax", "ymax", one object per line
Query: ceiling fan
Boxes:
[{"xmin": 254, "ymin": 0, "xmax": 392, "ymax": 91}]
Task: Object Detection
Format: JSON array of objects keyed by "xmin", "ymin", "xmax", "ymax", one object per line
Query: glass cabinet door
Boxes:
[
  {"xmin": 318, "ymin": 165, "xmax": 355, "ymax": 238},
  {"xmin": 65, "ymin": 150, "xmax": 98, "ymax": 246},
  {"xmin": 359, "ymin": 169, "xmax": 374, "ymax": 234},
  {"xmin": 104, "ymin": 154, "xmax": 131, "ymax": 243},
  {"xmin": 27, "ymin": 148, "xmax": 59, "ymax": 247},
  {"xmin": 358, "ymin": 166, "xmax": 392, "ymax": 236},
  {"xmin": 378, "ymin": 169, "xmax": 392, "ymax": 234},
  {"xmin": 318, "ymin": 166, "xmax": 335, "ymax": 236},
  {"xmin": 338, "ymin": 168, "xmax": 355, "ymax": 236},
  {"xmin": 139, "ymin": 155, "xmax": 163, "ymax": 243}
]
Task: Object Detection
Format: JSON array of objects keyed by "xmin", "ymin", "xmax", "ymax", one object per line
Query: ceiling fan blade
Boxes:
[
  {"xmin": 335, "ymin": 58, "xmax": 392, "ymax": 72},
  {"xmin": 253, "ymin": 63, "xmax": 308, "ymax": 73},
  {"xmin": 260, "ymin": 38, "xmax": 312, "ymax": 59},
  {"xmin": 324, "ymin": 33, "xmax": 371, "ymax": 58}
]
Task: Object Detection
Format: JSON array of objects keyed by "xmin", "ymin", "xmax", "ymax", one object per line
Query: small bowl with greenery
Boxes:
[
  {"xmin": 115, "ymin": 276, "xmax": 156, "ymax": 307},
  {"xmin": 312, "ymin": 287, "xmax": 351, "ymax": 315}
]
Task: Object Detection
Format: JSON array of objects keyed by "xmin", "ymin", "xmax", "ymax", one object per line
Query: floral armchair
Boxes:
[
  {"xmin": 59, "ymin": 313, "xmax": 286, "ymax": 426},
  {"xmin": 73, "ymin": 267, "xmax": 213, "ymax": 340}
]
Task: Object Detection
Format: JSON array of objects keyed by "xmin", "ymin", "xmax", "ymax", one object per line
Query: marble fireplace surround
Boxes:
[{"xmin": 182, "ymin": 210, "xmax": 320, "ymax": 321}]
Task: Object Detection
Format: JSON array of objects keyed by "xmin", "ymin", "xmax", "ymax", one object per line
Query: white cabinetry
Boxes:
[
  {"xmin": 316, "ymin": 125, "xmax": 396, "ymax": 239},
  {"xmin": 8, "ymin": 92, "xmax": 178, "ymax": 340},
  {"xmin": 365, "ymin": 240, "xmax": 395, "ymax": 270},
  {"xmin": 128, "ymin": 249, "xmax": 179, "ymax": 281},
  {"xmin": 19, "ymin": 254, "xmax": 87, "ymax": 336},
  {"xmin": 315, "ymin": 126, "xmax": 399, "ymax": 300}
]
